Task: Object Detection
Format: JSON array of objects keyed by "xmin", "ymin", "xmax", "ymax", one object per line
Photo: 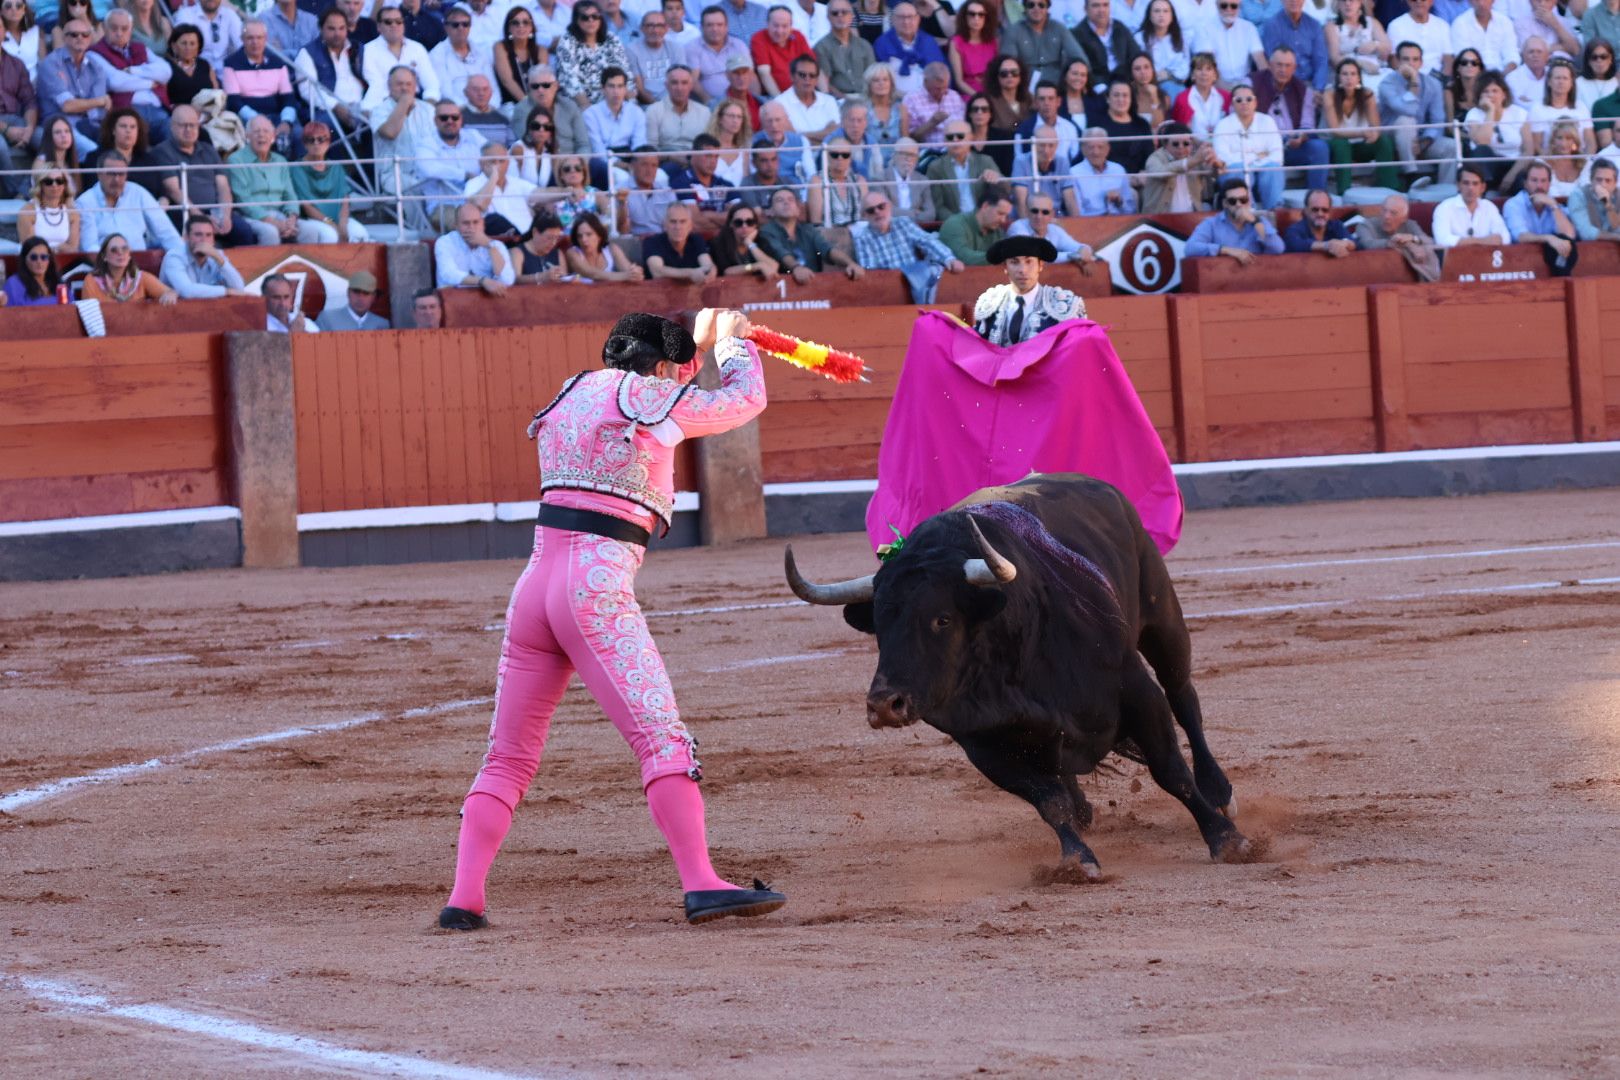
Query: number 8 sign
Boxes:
[{"xmin": 1094, "ymin": 223, "xmax": 1187, "ymax": 295}]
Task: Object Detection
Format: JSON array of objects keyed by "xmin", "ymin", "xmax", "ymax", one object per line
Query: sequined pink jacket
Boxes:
[{"xmin": 527, "ymin": 336, "xmax": 766, "ymax": 531}]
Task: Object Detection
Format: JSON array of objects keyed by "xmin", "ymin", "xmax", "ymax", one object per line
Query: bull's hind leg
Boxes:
[
  {"xmin": 1137, "ymin": 618, "xmax": 1236, "ymax": 817},
  {"xmin": 956, "ymin": 736, "xmax": 1101, "ymax": 879},
  {"xmin": 1120, "ymin": 662, "xmax": 1250, "ymax": 862}
]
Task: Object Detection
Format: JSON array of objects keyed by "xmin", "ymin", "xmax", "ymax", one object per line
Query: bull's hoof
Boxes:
[
  {"xmin": 1211, "ymin": 833, "xmax": 1254, "ymax": 864},
  {"xmin": 1033, "ymin": 858, "xmax": 1105, "ymax": 885},
  {"xmin": 1221, "ymin": 794, "xmax": 1239, "ymax": 820}
]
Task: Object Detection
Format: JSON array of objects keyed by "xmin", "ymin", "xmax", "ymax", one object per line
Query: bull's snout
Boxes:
[{"xmin": 866, "ymin": 677, "xmax": 919, "ymax": 729}]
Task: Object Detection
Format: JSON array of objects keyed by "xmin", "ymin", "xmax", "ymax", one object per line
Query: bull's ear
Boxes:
[
  {"xmin": 842, "ymin": 602, "xmax": 876, "ymax": 635},
  {"xmin": 959, "ymin": 587, "xmax": 1008, "ymax": 624}
]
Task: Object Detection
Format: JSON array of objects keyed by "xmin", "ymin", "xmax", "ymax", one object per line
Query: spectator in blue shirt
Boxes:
[
  {"xmin": 1503, "ymin": 159, "xmax": 1579, "ymax": 275},
  {"xmin": 1261, "ymin": 0, "xmax": 1329, "ymax": 89},
  {"xmin": 35, "ymin": 19, "xmax": 108, "ymax": 154},
  {"xmin": 584, "ymin": 65, "xmax": 648, "ymax": 169},
  {"xmin": 1283, "ymin": 188, "xmax": 1358, "ymax": 255},
  {"xmin": 264, "ymin": 0, "xmax": 320, "ymax": 58},
  {"xmin": 1186, "ymin": 176, "xmax": 1285, "ymax": 261},
  {"xmin": 668, "ymin": 131, "xmax": 741, "ymax": 227},
  {"xmin": 1068, "ymin": 127, "xmax": 1137, "ymax": 214}
]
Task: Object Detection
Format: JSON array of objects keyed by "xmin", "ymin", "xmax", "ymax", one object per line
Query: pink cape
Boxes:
[{"xmin": 865, "ymin": 311, "xmax": 1183, "ymax": 554}]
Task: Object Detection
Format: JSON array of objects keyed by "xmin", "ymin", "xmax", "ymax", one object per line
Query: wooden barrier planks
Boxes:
[
  {"xmin": 1595, "ymin": 278, "xmax": 1620, "ymax": 437},
  {"xmin": 1087, "ymin": 295, "xmax": 1175, "ymax": 457},
  {"xmin": 1390, "ymin": 280, "xmax": 1576, "ymax": 448},
  {"xmin": 1181, "ymin": 288, "xmax": 1377, "ymax": 460},
  {"xmin": 0, "ymin": 333, "xmax": 227, "ymax": 522}
]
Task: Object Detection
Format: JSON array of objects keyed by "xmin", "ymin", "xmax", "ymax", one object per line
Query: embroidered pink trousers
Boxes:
[{"xmin": 468, "ymin": 526, "xmax": 701, "ymax": 811}]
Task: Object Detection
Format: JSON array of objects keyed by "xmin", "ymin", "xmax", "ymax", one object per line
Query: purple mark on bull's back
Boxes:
[{"xmin": 969, "ymin": 502, "xmax": 1121, "ymax": 625}]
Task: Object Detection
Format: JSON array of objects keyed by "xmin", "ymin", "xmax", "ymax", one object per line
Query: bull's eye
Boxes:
[{"xmin": 931, "ymin": 614, "xmax": 953, "ymax": 632}]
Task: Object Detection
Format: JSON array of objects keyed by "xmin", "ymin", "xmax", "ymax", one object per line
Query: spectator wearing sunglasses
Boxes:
[
  {"xmin": 17, "ymin": 165, "xmax": 79, "ymax": 251},
  {"xmin": 1002, "ymin": 0, "xmax": 1086, "ymax": 89},
  {"xmin": 1185, "ymin": 175, "xmax": 1282, "ymax": 260},
  {"xmin": 815, "ymin": 0, "xmax": 877, "ymax": 100},
  {"xmin": 35, "ymin": 18, "xmax": 109, "ymax": 149},
  {"xmin": 711, "ymin": 201, "xmax": 782, "ymax": 276},
  {"xmin": 510, "ymin": 64, "xmax": 589, "ymax": 153},
  {"xmin": 1192, "ymin": 0, "xmax": 1266, "ymax": 86},
  {"xmin": 292, "ymin": 120, "xmax": 371, "ymax": 242},
  {"xmin": 431, "ymin": 6, "xmax": 497, "ymax": 107},
  {"xmin": 172, "ymin": 0, "xmax": 243, "ymax": 71},
  {"xmin": 1140, "ymin": 119, "xmax": 1217, "ymax": 210},
  {"xmin": 627, "ymin": 8, "xmax": 684, "ymax": 102},
  {"xmin": 4, "ymin": 236, "xmax": 63, "ymax": 306},
  {"xmin": 925, "ymin": 118, "xmax": 1003, "ymax": 216},
  {"xmin": 806, "ymin": 135, "xmax": 870, "ymax": 224},
  {"xmin": 1005, "ymin": 191, "xmax": 1098, "ymax": 264},
  {"xmin": 362, "ymin": 4, "xmax": 441, "ymax": 110},
  {"xmin": 775, "ymin": 53, "xmax": 841, "ymax": 142}
]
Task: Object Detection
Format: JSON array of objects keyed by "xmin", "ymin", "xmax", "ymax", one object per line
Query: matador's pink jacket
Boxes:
[{"xmin": 528, "ymin": 336, "xmax": 766, "ymax": 531}]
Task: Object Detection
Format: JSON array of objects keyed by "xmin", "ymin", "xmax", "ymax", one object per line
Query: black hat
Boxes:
[
  {"xmin": 987, "ymin": 235, "xmax": 1059, "ymax": 264},
  {"xmin": 603, "ymin": 313, "xmax": 697, "ymax": 372}
]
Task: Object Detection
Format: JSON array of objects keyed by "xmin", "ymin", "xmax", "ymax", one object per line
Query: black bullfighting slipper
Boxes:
[
  {"xmin": 438, "ymin": 906, "xmax": 488, "ymax": 931},
  {"xmin": 683, "ymin": 879, "xmax": 787, "ymax": 925}
]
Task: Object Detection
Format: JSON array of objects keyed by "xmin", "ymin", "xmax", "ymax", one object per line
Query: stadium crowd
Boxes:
[{"xmin": 4, "ymin": 0, "xmax": 1620, "ymax": 312}]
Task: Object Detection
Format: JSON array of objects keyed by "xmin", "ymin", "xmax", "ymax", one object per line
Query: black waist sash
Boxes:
[{"xmin": 536, "ymin": 503, "xmax": 652, "ymax": 546}]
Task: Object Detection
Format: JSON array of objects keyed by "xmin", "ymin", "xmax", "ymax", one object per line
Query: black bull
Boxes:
[{"xmin": 785, "ymin": 473, "xmax": 1250, "ymax": 877}]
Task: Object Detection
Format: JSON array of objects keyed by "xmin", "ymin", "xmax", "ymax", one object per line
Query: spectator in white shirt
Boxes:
[
  {"xmin": 532, "ymin": 0, "xmax": 573, "ymax": 51},
  {"xmin": 1431, "ymin": 163, "xmax": 1507, "ymax": 246},
  {"xmin": 451, "ymin": 0, "xmax": 512, "ymax": 51},
  {"xmin": 369, "ymin": 65, "xmax": 437, "ymax": 203},
  {"xmin": 1505, "ymin": 35, "xmax": 1548, "ymax": 107},
  {"xmin": 362, "ymin": 5, "xmax": 440, "ymax": 109},
  {"xmin": 1195, "ymin": 0, "xmax": 1266, "ymax": 86},
  {"xmin": 1007, "ymin": 191, "xmax": 1098, "ymax": 262},
  {"xmin": 773, "ymin": 53, "xmax": 841, "ymax": 142},
  {"xmin": 264, "ymin": 272, "xmax": 320, "ymax": 333},
  {"xmin": 430, "ymin": 5, "xmax": 497, "ymax": 106},
  {"xmin": 173, "ymin": 0, "xmax": 242, "ymax": 70},
  {"xmin": 1385, "ymin": 0, "xmax": 1452, "ymax": 76},
  {"xmin": 1449, "ymin": 0, "xmax": 1517, "ymax": 73},
  {"xmin": 1513, "ymin": 0, "xmax": 1579, "ymax": 60},
  {"xmin": 1212, "ymin": 82, "xmax": 1285, "ymax": 206},
  {"xmin": 293, "ymin": 8, "xmax": 367, "ymax": 137},
  {"xmin": 434, "ymin": 200, "xmax": 517, "ymax": 289},
  {"xmin": 464, "ymin": 143, "xmax": 540, "ymax": 234},
  {"xmin": 663, "ymin": 0, "xmax": 704, "ymax": 47}
]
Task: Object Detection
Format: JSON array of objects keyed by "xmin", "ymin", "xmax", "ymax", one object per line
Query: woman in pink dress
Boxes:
[
  {"xmin": 439, "ymin": 309, "xmax": 787, "ymax": 930},
  {"xmin": 948, "ymin": 0, "xmax": 998, "ymax": 94}
]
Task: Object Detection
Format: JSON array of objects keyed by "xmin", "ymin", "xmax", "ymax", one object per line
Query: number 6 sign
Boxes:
[{"xmin": 1094, "ymin": 223, "xmax": 1187, "ymax": 295}]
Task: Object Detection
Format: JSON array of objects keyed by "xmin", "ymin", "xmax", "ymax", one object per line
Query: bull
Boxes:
[{"xmin": 784, "ymin": 473, "xmax": 1249, "ymax": 878}]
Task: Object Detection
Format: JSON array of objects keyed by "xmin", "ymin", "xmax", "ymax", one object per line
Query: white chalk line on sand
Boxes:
[
  {"xmin": 0, "ymin": 698, "xmax": 492, "ymax": 815},
  {"xmin": 1185, "ymin": 575, "xmax": 1620, "ymax": 619},
  {"xmin": 79, "ymin": 540, "xmax": 1619, "ymax": 671},
  {"xmin": 4, "ymin": 976, "xmax": 544, "ymax": 1080}
]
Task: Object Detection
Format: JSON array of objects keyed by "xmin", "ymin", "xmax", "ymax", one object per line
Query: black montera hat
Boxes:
[
  {"xmin": 987, "ymin": 235, "xmax": 1059, "ymax": 264},
  {"xmin": 603, "ymin": 313, "xmax": 697, "ymax": 370}
]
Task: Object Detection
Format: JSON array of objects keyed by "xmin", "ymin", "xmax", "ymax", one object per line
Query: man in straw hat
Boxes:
[{"xmin": 972, "ymin": 234, "xmax": 1086, "ymax": 347}]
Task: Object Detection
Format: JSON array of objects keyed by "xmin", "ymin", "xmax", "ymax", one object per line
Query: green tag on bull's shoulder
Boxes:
[{"xmin": 875, "ymin": 525, "xmax": 907, "ymax": 562}]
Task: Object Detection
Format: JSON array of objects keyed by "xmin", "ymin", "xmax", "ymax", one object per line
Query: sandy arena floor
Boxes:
[{"xmin": 2, "ymin": 489, "xmax": 1619, "ymax": 1079}]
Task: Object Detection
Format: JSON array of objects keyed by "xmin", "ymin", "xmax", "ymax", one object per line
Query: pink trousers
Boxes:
[{"xmin": 468, "ymin": 525, "xmax": 700, "ymax": 811}]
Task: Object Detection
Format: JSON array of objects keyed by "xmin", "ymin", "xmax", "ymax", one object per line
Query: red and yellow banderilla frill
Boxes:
[{"xmin": 744, "ymin": 325, "xmax": 869, "ymax": 384}]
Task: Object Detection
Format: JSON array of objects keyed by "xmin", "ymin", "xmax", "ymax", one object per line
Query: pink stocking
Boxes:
[
  {"xmin": 446, "ymin": 792, "xmax": 514, "ymax": 915},
  {"xmin": 645, "ymin": 775, "xmax": 737, "ymax": 893}
]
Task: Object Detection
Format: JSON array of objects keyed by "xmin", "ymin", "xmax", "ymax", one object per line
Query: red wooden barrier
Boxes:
[
  {"xmin": 1182, "ymin": 249, "xmax": 1417, "ymax": 293},
  {"xmin": 0, "ymin": 333, "xmax": 227, "ymax": 522}
]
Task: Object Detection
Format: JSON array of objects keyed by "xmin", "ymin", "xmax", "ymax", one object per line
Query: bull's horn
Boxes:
[
  {"xmin": 964, "ymin": 517, "xmax": 1017, "ymax": 585},
  {"xmin": 784, "ymin": 545, "xmax": 876, "ymax": 605}
]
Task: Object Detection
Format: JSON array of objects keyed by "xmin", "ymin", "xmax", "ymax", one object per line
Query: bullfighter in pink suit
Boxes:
[{"xmin": 440, "ymin": 308, "xmax": 788, "ymax": 929}]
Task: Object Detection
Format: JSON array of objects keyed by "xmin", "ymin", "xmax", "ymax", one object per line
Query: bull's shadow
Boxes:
[{"xmin": 786, "ymin": 472, "xmax": 1248, "ymax": 880}]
